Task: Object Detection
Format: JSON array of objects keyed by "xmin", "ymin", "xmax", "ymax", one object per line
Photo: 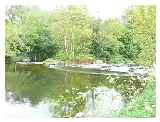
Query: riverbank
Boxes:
[{"xmin": 113, "ymin": 75, "xmax": 156, "ymax": 117}]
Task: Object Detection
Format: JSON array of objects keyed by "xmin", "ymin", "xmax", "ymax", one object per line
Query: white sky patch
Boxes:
[
  {"xmin": 39, "ymin": 1, "xmax": 128, "ymax": 19},
  {"xmin": 4, "ymin": 0, "xmax": 156, "ymax": 19}
]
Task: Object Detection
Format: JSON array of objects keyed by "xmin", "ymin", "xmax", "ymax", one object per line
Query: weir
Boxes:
[{"xmin": 48, "ymin": 64, "xmax": 150, "ymax": 80}]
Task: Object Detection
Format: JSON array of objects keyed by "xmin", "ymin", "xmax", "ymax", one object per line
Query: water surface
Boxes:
[{"xmin": 5, "ymin": 64, "xmax": 146, "ymax": 118}]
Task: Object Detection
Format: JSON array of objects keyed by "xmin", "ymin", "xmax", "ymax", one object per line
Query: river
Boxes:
[{"xmin": 5, "ymin": 63, "xmax": 146, "ymax": 118}]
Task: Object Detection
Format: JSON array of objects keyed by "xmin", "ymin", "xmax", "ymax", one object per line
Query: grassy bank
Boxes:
[{"xmin": 114, "ymin": 76, "xmax": 156, "ymax": 117}]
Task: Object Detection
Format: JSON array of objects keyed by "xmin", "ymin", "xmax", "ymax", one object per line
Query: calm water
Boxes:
[{"xmin": 5, "ymin": 64, "xmax": 146, "ymax": 118}]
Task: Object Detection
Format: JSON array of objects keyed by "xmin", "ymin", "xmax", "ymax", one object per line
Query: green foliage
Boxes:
[
  {"xmin": 50, "ymin": 5, "xmax": 92, "ymax": 60},
  {"xmin": 90, "ymin": 19, "xmax": 126, "ymax": 63},
  {"xmin": 118, "ymin": 31, "xmax": 141, "ymax": 61},
  {"xmin": 124, "ymin": 6, "xmax": 156, "ymax": 65},
  {"xmin": 25, "ymin": 25, "xmax": 58, "ymax": 61},
  {"xmin": 55, "ymin": 50, "xmax": 68, "ymax": 61},
  {"xmin": 6, "ymin": 6, "xmax": 59, "ymax": 62},
  {"xmin": 5, "ymin": 22, "xmax": 23, "ymax": 56},
  {"xmin": 71, "ymin": 54, "xmax": 95, "ymax": 64},
  {"xmin": 90, "ymin": 6, "xmax": 155, "ymax": 65},
  {"xmin": 5, "ymin": 5, "xmax": 156, "ymax": 65},
  {"xmin": 114, "ymin": 76, "xmax": 156, "ymax": 117},
  {"xmin": 110, "ymin": 54, "xmax": 133, "ymax": 64}
]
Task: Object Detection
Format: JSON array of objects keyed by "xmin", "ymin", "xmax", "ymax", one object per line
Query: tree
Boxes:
[
  {"xmin": 124, "ymin": 6, "xmax": 156, "ymax": 65},
  {"xmin": 5, "ymin": 5, "xmax": 156, "ymax": 65},
  {"xmin": 90, "ymin": 18, "xmax": 126, "ymax": 63},
  {"xmin": 5, "ymin": 6, "xmax": 29, "ymax": 57},
  {"xmin": 5, "ymin": 6, "xmax": 59, "ymax": 62},
  {"xmin": 50, "ymin": 5, "xmax": 92, "ymax": 61}
]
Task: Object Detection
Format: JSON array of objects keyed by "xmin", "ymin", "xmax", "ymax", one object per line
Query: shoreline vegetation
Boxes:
[
  {"xmin": 6, "ymin": 5, "xmax": 155, "ymax": 66},
  {"xmin": 114, "ymin": 75, "xmax": 156, "ymax": 117},
  {"xmin": 5, "ymin": 5, "xmax": 156, "ymax": 117}
]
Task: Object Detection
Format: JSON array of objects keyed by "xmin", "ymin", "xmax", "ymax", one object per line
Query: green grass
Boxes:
[{"xmin": 114, "ymin": 76, "xmax": 156, "ymax": 118}]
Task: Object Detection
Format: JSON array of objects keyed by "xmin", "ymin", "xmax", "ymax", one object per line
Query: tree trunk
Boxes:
[
  {"xmin": 34, "ymin": 55, "xmax": 36, "ymax": 62},
  {"xmin": 64, "ymin": 35, "xmax": 68, "ymax": 56}
]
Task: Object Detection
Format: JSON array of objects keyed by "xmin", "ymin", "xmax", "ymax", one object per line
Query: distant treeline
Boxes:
[{"xmin": 5, "ymin": 5, "xmax": 156, "ymax": 65}]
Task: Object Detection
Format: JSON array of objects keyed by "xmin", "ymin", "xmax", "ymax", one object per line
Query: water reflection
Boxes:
[
  {"xmin": 5, "ymin": 99, "xmax": 51, "ymax": 118},
  {"xmin": 75, "ymin": 87, "xmax": 124, "ymax": 117},
  {"xmin": 5, "ymin": 64, "xmax": 146, "ymax": 117}
]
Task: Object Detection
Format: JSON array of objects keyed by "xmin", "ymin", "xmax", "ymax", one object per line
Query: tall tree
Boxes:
[
  {"xmin": 50, "ymin": 5, "xmax": 92, "ymax": 60},
  {"xmin": 124, "ymin": 6, "xmax": 156, "ymax": 65}
]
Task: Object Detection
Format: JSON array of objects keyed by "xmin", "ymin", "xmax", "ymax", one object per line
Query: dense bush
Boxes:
[
  {"xmin": 118, "ymin": 31, "xmax": 142, "ymax": 61},
  {"xmin": 26, "ymin": 28, "xmax": 58, "ymax": 61}
]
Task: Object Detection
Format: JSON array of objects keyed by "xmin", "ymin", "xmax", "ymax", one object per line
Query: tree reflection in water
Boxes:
[{"xmin": 5, "ymin": 64, "xmax": 147, "ymax": 117}]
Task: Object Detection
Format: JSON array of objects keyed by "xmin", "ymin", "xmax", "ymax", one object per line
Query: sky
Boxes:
[
  {"xmin": 38, "ymin": 0, "xmax": 130, "ymax": 19},
  {"xmin": 4, "ymin": 0, "xmax": 156, "ymax": 19}
]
